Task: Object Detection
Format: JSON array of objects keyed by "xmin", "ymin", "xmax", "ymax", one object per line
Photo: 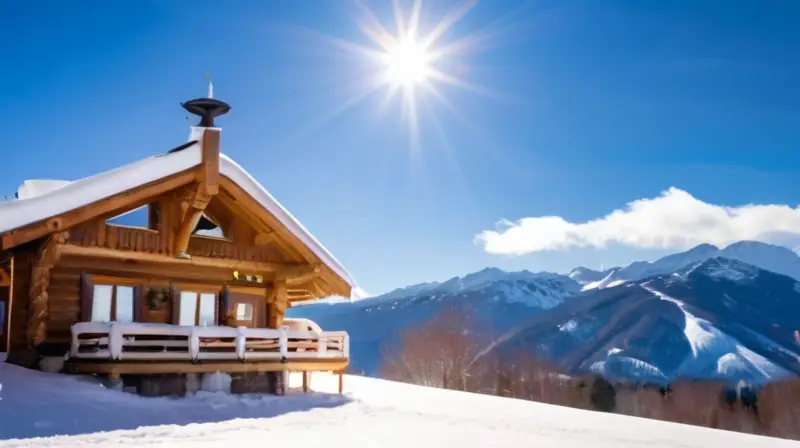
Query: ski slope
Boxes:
[{"xmin": 0, "ymin": 362, "xmax": 793, "ymax": 447}]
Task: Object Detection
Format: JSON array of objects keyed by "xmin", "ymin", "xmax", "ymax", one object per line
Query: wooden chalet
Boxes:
[{"xmin": 0, "ymin": 96, "xmax": 355, "ymax": 395}]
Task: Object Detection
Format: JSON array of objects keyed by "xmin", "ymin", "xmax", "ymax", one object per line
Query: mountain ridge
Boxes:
[{"xmin": 289, "ymin": 241, "xmax": 800, "ymax": 383}]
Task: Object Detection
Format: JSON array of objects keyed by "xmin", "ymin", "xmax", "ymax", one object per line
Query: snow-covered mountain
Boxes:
[
  {"xmin": 290, "ymin": 240, "xmax": 800, "ymax": 383},
  {"xmin": 288, "ymin": 268, "xmax": 581, "ymax": 374},
  {"xmin": 568, "ymin": 266, "xmax": 618, "ymax": 285},
  {"xmin": 496, "ymin": 257, "xmax": 800, "ymax": 384},
  {"xmin": 582, "ymin": 241, "xmax": 800, "ymax": 290}
]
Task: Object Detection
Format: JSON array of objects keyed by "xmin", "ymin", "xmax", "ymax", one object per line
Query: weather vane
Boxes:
[
  {"xmin": 205, "ymin": 73, "xmax": 214, "ymax": 99},
  {"xmin": 181, "ymin": 73, "xmax": 230, "ymax": 127}
]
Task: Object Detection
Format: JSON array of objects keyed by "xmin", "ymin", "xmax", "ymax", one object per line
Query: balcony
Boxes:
[{"xmin": 66, "ymin": 321, "xmax": 349, "ymax": 377}]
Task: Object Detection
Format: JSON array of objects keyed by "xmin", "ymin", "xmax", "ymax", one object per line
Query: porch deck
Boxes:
[{"xmin": 67, "ymin": 322, "xmax": 349, "ymax": 376}]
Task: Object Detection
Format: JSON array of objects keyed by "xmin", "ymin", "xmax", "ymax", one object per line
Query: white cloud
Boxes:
[{"xmin": 476, "ymin": 187, "xmax": 800, "ymax": 255}]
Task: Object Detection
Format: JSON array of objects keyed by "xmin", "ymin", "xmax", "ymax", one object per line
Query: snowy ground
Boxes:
[{"xmin": 0, "ymin": 362, "xmax": 795, "ymax": 447}]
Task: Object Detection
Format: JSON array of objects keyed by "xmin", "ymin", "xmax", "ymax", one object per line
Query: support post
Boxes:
[
  {"xmin": 338, "ymin": 370, "xmax": 344, "ymax": 394},
  {"xmin": 28, "ymin": 232, "xmax": 68, "ymax": 347},
  {"xmin": 174, "ymin": 129, "xmax": 220, "ymax": 258},
  {"xmin": 267, "ymin": 278, "xmax": 288, "ymax": 328}
]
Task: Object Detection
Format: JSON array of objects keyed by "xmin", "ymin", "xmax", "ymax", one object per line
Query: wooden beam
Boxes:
[
  {"xmin": 59, "ymin": 244, "xmax": 312, "ymax": 276},
  {"xmin": 282, "ymin": 266, "xmax": 321, "ymax": 285},
  {"xmin": 65, "ymin": 359, "xmax": 349, "ymax": 375},
  {"xmin": 197, "ymin": 129, "xmax": 221, "ymax": 191},
  {"xmin": 267, "ymin": 278, "xmax": 288, "ymax": 328},
  {"xmin": 254, "ymin": 232, "xmax": 277, "ymax": 246},
  {"xmin": 174, "ymin": 206, "xmax": 205, "ymax": 258},
  {"xmin": 288, "ymin": 293, "xmax": 314, "ymax": 301},
  {"xmin": 175, "ymin": 130, "xmax": 220, "ymax": 258},
  {"xmin": 308, "ymin": 280, "xmax": 327, "ymax": 298},
  {"xmin": 1, "ymin": 169, "xmax": 198, "ymax": 251},
  {"xmin": 28, "ymin": 232, "xmax": 69, "ymax": 346}
]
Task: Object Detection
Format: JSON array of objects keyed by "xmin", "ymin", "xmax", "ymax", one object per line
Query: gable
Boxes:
[{"xmin": 0, "ymin": 128, "xmax": 356, "ymax": 297}]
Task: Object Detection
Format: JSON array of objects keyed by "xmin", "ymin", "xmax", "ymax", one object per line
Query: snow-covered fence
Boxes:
[{"xmin": 70, "ymin": 322, "xmax": 349, "ymax": 362}]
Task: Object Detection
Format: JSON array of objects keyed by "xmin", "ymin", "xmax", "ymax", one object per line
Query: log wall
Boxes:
[
  {"xmin": 9, "ymin": 251, "xmax": 34, "ymax": 352},
  {"xmin": 45, "ymin": 266, "xmax": 183, "ymax": 343}
]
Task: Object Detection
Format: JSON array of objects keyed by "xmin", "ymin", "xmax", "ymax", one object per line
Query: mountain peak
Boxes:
[
  {"xmin": 683, "ymin": 257, "xmax": 761, "ymax": 283},
  {"xmin": 687, "ymin": 243, "xmax": 721, "ymax": 253},
  {"xmin": 568, "ymin": 266, "xmax": 617, "ymax": 285}
]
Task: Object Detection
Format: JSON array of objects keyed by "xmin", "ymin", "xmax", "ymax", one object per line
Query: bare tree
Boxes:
[{"xmin": 378, "ymin": 303, "xmax": 493, "ymax": 391}]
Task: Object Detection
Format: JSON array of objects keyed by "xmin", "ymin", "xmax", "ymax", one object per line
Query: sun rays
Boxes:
[{"xmin": 283, "ymin": 0, "xmax": 511, "ymax": 153}]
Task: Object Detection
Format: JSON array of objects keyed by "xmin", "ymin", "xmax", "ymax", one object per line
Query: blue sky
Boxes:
[{"xmin": 2, "ymin": 0, "xmax": 799, "ymax": 296}]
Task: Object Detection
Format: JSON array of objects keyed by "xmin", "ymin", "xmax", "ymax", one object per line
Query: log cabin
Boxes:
[{"xmin": 0, "ymin": 96, "xmax": 355, "ymax": 395}]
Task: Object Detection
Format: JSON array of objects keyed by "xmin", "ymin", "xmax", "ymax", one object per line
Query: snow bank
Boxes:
[{"xmin": 0, "ymin": 362, "xmax": 795, "ymax": 447}]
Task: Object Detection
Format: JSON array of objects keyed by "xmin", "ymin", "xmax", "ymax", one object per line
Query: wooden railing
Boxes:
[
  {"xmin": 70, "ymin": 322, "xmax": 349, "ymax": 362},
  {"xmin": 69, "ymin": 223, "xmax": 285, "ymax": 262}
]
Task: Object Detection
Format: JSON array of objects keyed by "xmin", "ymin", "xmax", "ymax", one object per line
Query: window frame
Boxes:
[
  {"xmin": 84, "ymin": 275, "xmax": 141, "ymax": 323},
  {"xmin": 173, "ymin": 283, "xmax": 220, "ymax": 327}
]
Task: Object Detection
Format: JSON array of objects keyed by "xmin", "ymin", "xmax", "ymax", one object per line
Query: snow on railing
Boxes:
[{"xmin": 70, "ymin": 322, "xmax": 349, "ymax": 362}]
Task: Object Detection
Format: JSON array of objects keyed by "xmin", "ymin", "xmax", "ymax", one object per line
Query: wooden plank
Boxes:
[
  {"xmin": 58, "ymin": 256, "xmax": 234, "ymax": 283},
  {"xmin": 2, "ymin": 169, "xmax": 198, "ymax": 251},
  {"xmin": 59, "ymin": 244, "xmax": 313, "ymax": 276},
  {"xmin": 65, "ymin": 359, "xmax": 349, "ymax": 375}
]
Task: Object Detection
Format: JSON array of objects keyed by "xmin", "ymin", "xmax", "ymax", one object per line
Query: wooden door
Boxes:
[{"xmin": 228, "ymin": 290, "xmax": 266, "ymax": 328}]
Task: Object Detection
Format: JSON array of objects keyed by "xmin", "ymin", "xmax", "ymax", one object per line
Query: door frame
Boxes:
[{"xmin": 227, "ymin": 286, "xmax": 267, "ymax": 328}]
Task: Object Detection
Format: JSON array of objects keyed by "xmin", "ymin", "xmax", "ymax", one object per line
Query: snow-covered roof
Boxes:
[
  {"xmin": 0, "ymin": 127, "xmax": 356, "ymax": 290},
  {"xmin": 16, "ymin": 179, "xmax": 72, "ymax": 200}
]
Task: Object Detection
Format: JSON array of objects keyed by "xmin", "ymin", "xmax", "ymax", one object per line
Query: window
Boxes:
[
  {"xmin": 107, "ymin": 205, "xmax": 149, "ymax": 228},
  {"xmin": 235, "ymin": 302, "xmax": 253, "ymax": 321},
  {"xmin": 227, "ymin": 290, "xmax": 265, "ymax": 328},
  {"xmin": 192, "ymin": 213, "xmax": 228, "ymax": 239},
  {"xmin": 91, "ymin": 284, "xmax": 135, "ymax": 323},
  {"xmin": 178, "ymin": 291, "xmax": 217, "ymax": 326}
]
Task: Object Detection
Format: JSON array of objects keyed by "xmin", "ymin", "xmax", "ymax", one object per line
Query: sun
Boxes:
[
  {"xmin": 290, "ymin": 0, "xmax": 506, "ymax": 152},
  {"xmin": 382, "ymin": 38, "xmax": 432, "ymax": 88}
]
